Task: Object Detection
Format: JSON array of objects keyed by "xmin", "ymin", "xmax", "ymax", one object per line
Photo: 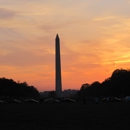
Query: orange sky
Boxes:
[{"xmin": 0, "ymin": 0, "xmax": 130, "ymax": 91}]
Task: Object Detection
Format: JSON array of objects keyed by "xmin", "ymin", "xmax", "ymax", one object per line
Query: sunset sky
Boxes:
[{"xmin": 0, "ymin": 0, "xmax": 130, "ymax": 91}]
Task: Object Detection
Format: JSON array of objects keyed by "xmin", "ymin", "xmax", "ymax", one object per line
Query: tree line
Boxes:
[
  {"xmin": 1, "ymin": 68, "xmax": 130, "ymax": 100},
  {"xmin": 0, "ymin": 77, "xmax": 40, "ymax": 99},
  {"xmin": 78, "ymin": 69, "xmax": 130, "ymax": 99}
]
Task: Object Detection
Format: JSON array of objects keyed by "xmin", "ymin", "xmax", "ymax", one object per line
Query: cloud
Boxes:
[
  {"xmin": 94, "ymin": 16, "xmax": 116, "ymax": 22},
  {"xmin": 0, "ymin": 47, "xmax": 54, "ymax": 67},
  {"xmin": 0, "ymin": 8, "xmax": 17, "ymax": 19}
]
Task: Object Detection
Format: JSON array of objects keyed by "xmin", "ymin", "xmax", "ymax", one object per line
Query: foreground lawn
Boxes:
[{"xmin": 0, "ymin": 102, "xmax": 130, "ymax": 130}]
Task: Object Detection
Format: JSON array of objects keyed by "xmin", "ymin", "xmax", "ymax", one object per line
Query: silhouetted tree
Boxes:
[
  {"xmin": 0, "ymin": 77, "xmax": 40, "ymax": 99},
  {"xmin": 80, "ymin": 68, "xmax": 130, "ymax": 98},
  {"xmin": 79, "ymin": 83, "xmax": 89, "ymax": 98},
  {"xmin": 101, "ymin": 78, "xmax": 113, "ymax": 96},
  {"xmin": 88, "ymin": 81, "xmax": 101, "ymax": 97},
  {"xmin": 100, "ymin": 69, "xmax": 130, "ymax": 97},
  {"xmin": 110, "ymin": 69, "xmax": 130, "ymax": 97}
]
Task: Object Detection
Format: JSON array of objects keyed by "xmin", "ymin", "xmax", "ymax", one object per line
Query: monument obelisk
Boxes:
[{"xmin": 55, "ymin": 34, "xmax": 62, "ymax": 98}]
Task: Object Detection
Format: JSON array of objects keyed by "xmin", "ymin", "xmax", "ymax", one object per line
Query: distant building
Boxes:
[
  {"xmin": 40, "ymin": 89, "xmax": 78, "ymax": 98},
  {"xmin": 62, "ymin": 89, "xmax": 78, "ymax": 97},
  {"xmin": 40, "ymin": 91, "xmax": 49, "ymax": 98}
]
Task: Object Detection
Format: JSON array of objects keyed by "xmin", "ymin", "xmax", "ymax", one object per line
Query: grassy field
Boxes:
[{"xmin": 0, "ymin": 102, "xmax": 130, "ymax": 130}]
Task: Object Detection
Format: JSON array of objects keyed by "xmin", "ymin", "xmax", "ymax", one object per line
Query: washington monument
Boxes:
[{"xmin": 55, "ymin": 34, "xmax": 62, "ymax": 97}]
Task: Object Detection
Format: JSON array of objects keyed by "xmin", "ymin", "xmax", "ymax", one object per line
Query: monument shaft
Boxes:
[{"xmin": 55, "ymin": 34, "xmax": 62, "ymax": 97}]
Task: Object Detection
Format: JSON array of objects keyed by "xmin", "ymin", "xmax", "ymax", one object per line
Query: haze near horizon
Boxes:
[{"xmin": 0, "ymin": 0, "xmax": 130, "ymax": 91}]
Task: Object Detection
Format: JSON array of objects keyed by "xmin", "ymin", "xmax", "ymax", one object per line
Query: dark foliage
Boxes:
[
  {"xmin": 0, "ymin": 77, "xmax": 40, "ymax": 99},
  {"xmin": 79, "ymin": 68, "xmax": 130, "ymax": 98},
  {"xmin": 78, "ymin": 83, "xmax": 89, "ymax": 98}
]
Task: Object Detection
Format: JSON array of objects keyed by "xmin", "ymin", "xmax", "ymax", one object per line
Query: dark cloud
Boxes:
[{"xmin": 0, "ymin": 8, "xmax": 17, "ymax": 19}]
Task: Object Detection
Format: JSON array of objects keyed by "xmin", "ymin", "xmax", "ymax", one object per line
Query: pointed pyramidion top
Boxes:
[{"xmin": 56, "ymin": 34, "xmax": 59, "ymax": 39}]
